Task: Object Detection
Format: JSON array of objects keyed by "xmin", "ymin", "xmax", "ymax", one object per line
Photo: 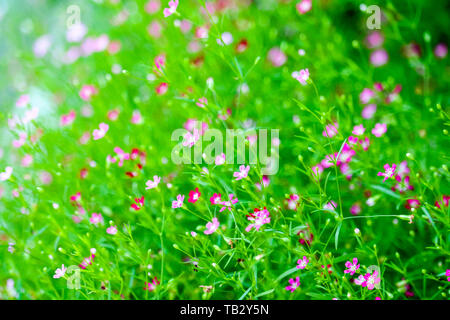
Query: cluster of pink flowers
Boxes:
[
  {"xmin": 286, "ymin": 194, "xmax": 300, "ymax": 211},
  {"xmin": 245, "ymin": 207, "xmax": 271, "ymax": 232},
  {"xmin": 359, "ymin": 82, "xmax": 402, "ymax": 119}
]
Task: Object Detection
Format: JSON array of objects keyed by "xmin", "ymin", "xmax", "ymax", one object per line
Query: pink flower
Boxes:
[
  {"xmin": 33, "ymin": 35, "xmax": 51, "ymax": 58},
  {"xmin": 377, "ymin": 163, "xmax": 397, "ymax": 182},
  {"xmin": 79, "ymin": 249, "xmax": 96, "ymax": 269},
  {"xmin": 297, "ymin": 256, "xmax": 309, "ymax": 269},
  {"xmin": 163, "ymin": 0, "xmax": 178, "ymax": 17},
  {"xmin": 405, "ymin": 198, "xmax": 420, "ymax": 211},
  {"xmin": 337, "ymin": 143, "xmax": 355, "ymax": 164},
  {"xmin": 311, "ymin": 164, "xmax": 323, "ymax": 180},
  {"xmin": 296, "ymin": 0, "xmax": 312, "ymax": 14},
  {"xmin": 131, "ymin": 110, "xmax": 143, "ymax": 124},
  {"xmin": 93, "ymin": 123, "xmax": 109, "ymax": 140},
  {"xmin": 210, "ymin": 193, "xmax": 222, "ymax": 205},
  {"xmin": 352, "ymin": 124, "xmax": 365, "ymax": 136},
  {"xmin": 107, "ymin": 109, "xmax": 120, "ymax": 121},
  {"xmin": 146, "ymin": 175, "xmax": 161, "ymax": 189},
  {"xmin": 89, "ymin": 213, "xmax": 103, "ymax": 225},
  {"xmin": 53, "ymin": 264, "xmax": 67, "ymax": 279},
  {"xmin": 148, "ymin": 21, "xmax": 162, "ymax": 38},
  {"xmin": 16, "ymin": 94, "xmax": 29, "ymax": 108},
  {"xmin": 107, "ymin": 225, "xmax": 118, "ymax": 235},
  {"xmin": 255, "ymin": 175, "xmax": 270, "ymax": 190},
  {"xmin": 66, "ymin": 23, "xmax": 87, "ymax": 42},
  {"xmin": 393, "ymin": 175, "xmax": 413, "ymax": 193},
  {"xmin": 188, "ymin": 187, "xmax": 201, "ymax": 203},
  {"xmin": 360, "ymin": 88, "xmax": 374, "ymax": 104},
  {"xmin": 285, "ymin": 277, "xmax": 300, "ymax": 292},
  {"xmin": 61, "ymin": 110, "xmax": 76, "ymax": 126},
  {"xmin": 434, "ymin": 43, "xmax": 448, "ymax": 59},
  {"xmin": 362, "ymin": 103, "xmax": 377, "ymax": 119},
  {"xmin": 145, "ymin": 0, "xmax": 161, "ymax": 14},
  {"xmin": 292, "ymin": 68, "xmax": 309, "ymax": 85},
  {"xmin": 350, "ymin": 203, "xmax": 361, "ymax": 216},
  {"xmin": 233, "ymin": 165, "xmax": 250, "ymax": 181},
  {"xmin": 268, "ymin": 47, "xmax": 287, "ymax": 67},
  {"xmin": 446, "ymin": 269, "xmax": 450, "ymax": 282},
  {"xmin": 215, "ymin": 153, "xmax": 226, "ymax": 165},
  {"xmin": 145, "ymin": 277, "xmax": 160, "ymax": 291},
  {"xmin": 397, "ymin": 161, "xmax": 410, "ymax": 178},
  {"xmin": 361, "ymin": 271, "xmax": 381, "ymax": 290},
  {"xmin": 182, "ymin": 128, "xmax": 200, "ymax": 148},
  {"xmin": 245, "ymin": 207, "xmax": 271, "ymax": 232},
  {"xmin": 359, "ymin": 137, "xmax": 370, "ymax": 151},
  {"xmin": 172, "ymin": 194, "xmax": 184, "ymax": 209},
  {"xmin": 196, "ymin": 97, "xmax": 208, "ymax": 108},
  {"xmin": 204, "ymin": 217, "xmax": 220, "ymax": 235},
  {"xmin": 348, "ymin": 135, "xmax": 358, "ymax": 146},
  {"xmin": 323, "ymin": 201, "xmax": 337, "ymax": 211},
  {"xmin": 154, "ymin": 54, "xmax": 165, "ymax": 70},
  {"xmin": 219, "ymin": 194, "xmax": 238, "ymax": 213},
  {"xmin": 131, "ymin": 196, "xmax": 145, "ymax": 211},
  {"xmin": 435, "ymin": 195, "xmax": 449, "ymax": 209},
  {"xmin": 322, "ymin": 122, "xmax": 339, "ymax": 138},
  {"xmin": 371, "ymin": 123, "xmax": 387, "ymax": 137},
  {"xmin": 344, "ymin": 258, "xmax": 360, "ymax": 275},
  {"xmin": 286, "ymin": 194, "xmax": 300, "ymax": 210},
  {"xmin": 365, "ymin": 31, "xmax": 384, "ymax": 48},
  {"xmin": 79, "ymin": 85, "xmax": 98, "ymax": 101},
  {"xmin": 156, "ymin": 82, "xmax": 168, "ymax": 95},
  {"xmin": 354, "ymin": 274, "xmax": 366, "ymax": 285},
  {"xmin": 0, "ymin": 167, "xmax": 13, "ymax": 181},
  {"xmin": 370, "ymin": 49, "xmax": 388, "ymax": 67}
]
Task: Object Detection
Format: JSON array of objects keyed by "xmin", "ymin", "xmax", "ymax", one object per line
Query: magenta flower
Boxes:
[
  {"xmin": 285, "ymin": 277, "xmax": 300, "ymax": 292},
  {"xmin": 344, "ymin": 258, "xmax": 360, "ymax": 275},
  {"xmin": 79, "ymin": 85, "xmax": 98, "ymax": 101},
  {"xmin": 292, "ymin": 68, "xmax": 309, "ymax": 85},
  {"xmin": 172, "ymin": 194, "xmax": 184, "ymax": 209},
  {"xmin": 365, "ymin": 31, "xmax": 384, "ymax": 48},
  {"xmin": 337, "ymin": 143, "xmax": 355, "ymax": 164},
  {"xmin": 219, "ymin": 194, "xmax": 238, "ymax": 212},
  {"xmin": 350, "ymin": 203, "xmax": 361, "ymax": 216},
  {"xmin": 323, "ymin": 201, "xmax": 337, "ymax": 211},
  {"xmin": 131, "ymin": 196, "xmax": 145, "ymax": 211},
  {"xmin": 204, "ymin": 217, "xmax": 220, "ymax": 235},
  {"xmin": 146, "ymin": 175, "xmax": 161, "ymax": 189},
  {"xmin": 354, "ymin": 274, "xmax": 365, "ymax": 285},
  {"xmin": 145, "ymin": 277, "xmax": 160, "ymax": 291},
  {"xmin": 107, "ymin": 225, "xmax": 118, "ymax": 235},
  {"xmin": 378, "ymin": 163, "xmax": 397, "ymax": 182},
  {"xmin": 296, "ymin": 0, "xmax": 312, "ymax": 14},
  {"xmin": 188, "ymin": 187, "xmax": 201, "ymax": 203},
  {"xmin": 53, "ymin": 264, "xmax": 67, "ymax": 279},
  {"xmin": 361, "ymin": 271, "xmax": 381, "ymax": 290},
  {"xmin": 163, "ymin": 0, "xmax": 178, "ymax": 17},
  {"xmin": 93, "ymin": 123, "xmax": 109, "ymax": 140},
  {"xmin": 372, "ymin": 123, "xmax": 387, "ymax": 137},
  {"xmin": 79, "ymin": 249, "xmax": 96, "ymax": 269},
  {"xmin": 245, "ymin": 207, "xmax": 271, "ymax": 232},
  {"xmin": 233, "ymin": 165, "xmax": 250, "ymax": 181},
  {"xmin": 446, "ymin": 269, "xmax": 450, "ymax": 281},
  {"xmin": 311, "ymin": 164, "xmax": 323, "ymax": 180},
  {"xmin": 435, "ymin": 195, "xmax": 449, "ymax": 209},
  {"xmin": 297, "ymin": 256, "xmax": 309, "ymax": 269},
  {"xmin": 210, "ymin": 193, "xmax": 222, "ymax": 205},
  {"xmin": 154, "ymin": 54, "xmax": 165, "ymax": 71},
  {"xmin": 405, "ymin": 198, "xmax": 420, "ymax": 211}
]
